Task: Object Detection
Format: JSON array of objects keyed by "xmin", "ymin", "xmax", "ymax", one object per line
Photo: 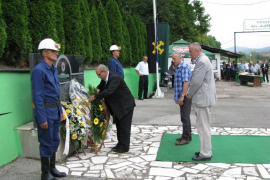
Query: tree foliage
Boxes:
[
  {"xmin": 53, "ymin": 0, "xmax": 65, "ymax": 54},
  {"xmin": 0, "ymin": 0, "xmax": 7, "ymax": 58},
  {"xmin": 97, "ymin": 2, "xmax": 111, "ymax": 65},
  {"xmin": 0, "ymin": 0, "xmax": 220, "ymax": 67},
  {"xmin": 110, "ymin": 0, "xmax": 217, "ymax": 46},
  {"xmin": 62, "ymin": 0, "xmax": 85, "ymax": 56},
  {"xmin": 141, "ymin": 21, "xmax": 148, "ymax": 57},
  {"xmin": 126, "ymin": 15, "xmax": 139, "ymax": 66},
  {"xmin": 193, "ymin": 0, "xmax": 211, "ymax": 35},
  {"xmin": 106, "ymin": 0, "xmax": 123, "ymax": 54},
  {"xmin": 200, "ymin": 34, "xmax": 221, "ymax": 49},
  {"xmin": 121, "ymin": 21, "xmax": 132, "ymax": 65},
  {"xmin": 1, "ymin": 0, "xmax": 32, "ymax": 64},
  {"xmin": 80, "ymin": 0, "xmax": 93, "ymax": 64},
  {"xmin": 28, "ymin": 0, "xmax": 58, "ymax": 53},
  {"xmin": 134, "ymin": 15, "xmax": 144, "ymax": 64},
  {"xmin": 90, "ymin": 5, "xmax": 102, "ymax": 64}
]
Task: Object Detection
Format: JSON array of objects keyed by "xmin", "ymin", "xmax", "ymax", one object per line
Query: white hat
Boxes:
[
  {"xmin": 38, "ymin": 38, "xmax": 61, "ymax": 51},
  {"xmin": 109, "ymin": 45, "xmax": 121, "ymax": 51}
]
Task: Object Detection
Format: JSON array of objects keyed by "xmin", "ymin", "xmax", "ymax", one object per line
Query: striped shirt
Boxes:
[{"xmin": 174, "ymin": 61, "xmax": 191, "ymax": 101}]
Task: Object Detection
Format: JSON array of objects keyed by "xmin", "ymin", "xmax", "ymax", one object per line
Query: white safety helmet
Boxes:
[
  {"xmin": 109, "ymin": 45, "xmax": 121, "ymax": 51},
  {"xmin": 38, "ymin": 38, "xmax": 61, "ymax": 51}
]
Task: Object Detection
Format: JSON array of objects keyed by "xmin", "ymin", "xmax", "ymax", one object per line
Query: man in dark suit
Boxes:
[
  {"xmin": 89, "ymin": 64, "xmax": 136, "ymax": 153},
  {"xmin": 261, "ymin": 59, "xmax": 269, "ymax": 83}
]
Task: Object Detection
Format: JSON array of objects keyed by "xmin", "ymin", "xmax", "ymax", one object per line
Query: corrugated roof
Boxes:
[{"xmin": 201, "ymin": 45, "xmax": 243, "ymax": 58}]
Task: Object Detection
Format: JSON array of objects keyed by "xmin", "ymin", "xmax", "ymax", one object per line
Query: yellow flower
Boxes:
[
  {"xmin": 72, "ymin": 134, "xmax": 77, "ymax": 140},
  {"xmin": 76, "ymin": 110, "xmax": 81, "ymax": 116},
  {"xmin": 80, "ymin": 122, "xmax": 84, "ymax": 127},
  {"xmin": 100, "ymin": 122, "xmax": 103, "ymax": 127},
  {"xmin": 99, "ymin": 104, "xmax": 103, "ymax": 111},
  {"xmin": 94, "ymin": 118, "xmax": 99, "ymax": 125},
  {"xmin": 65, "ymin": 109, "xmax": 71, "ymax": 114},
  {"xmin": 63, "ymin": 113, "xmax": 67, "ymax": 120},
  {"xmin": 102, "ymin": 130, "xmax": 106, "ymax": 135}
]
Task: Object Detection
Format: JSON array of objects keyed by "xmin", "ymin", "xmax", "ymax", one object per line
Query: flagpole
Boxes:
[{"xmin": 153, "ymin": 0, "xmax": 164, "ymax": 98}]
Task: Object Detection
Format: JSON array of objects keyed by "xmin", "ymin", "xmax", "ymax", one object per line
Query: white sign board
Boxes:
[{"xmin": 245, "ymin": 19, "xmax": 270, "ymax": 30}]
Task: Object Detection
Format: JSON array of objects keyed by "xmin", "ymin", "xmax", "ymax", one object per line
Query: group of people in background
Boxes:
[
  {"xmin": 221, "ymin": 61, "xmax": 237, "ymax": 81},
  {"xmin": 221, "ymin": 59, "xmax": 269, "ymax": 83}
]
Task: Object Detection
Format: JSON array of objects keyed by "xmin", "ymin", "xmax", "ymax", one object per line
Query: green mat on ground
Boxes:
[{"xmin": 156, "ymin": 133, "xmax": 270, "ymax": 164}]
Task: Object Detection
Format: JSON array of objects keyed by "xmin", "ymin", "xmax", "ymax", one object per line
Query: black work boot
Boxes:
[
  {"xmin": 41, "ymin": 156, "xmax": 58, "ymax": 180},
  {"xmin": 50, "ymin": 153, "xmax": 67, "ymax": 178}
]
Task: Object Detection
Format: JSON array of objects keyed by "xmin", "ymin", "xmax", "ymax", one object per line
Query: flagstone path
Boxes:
[{"xmin": 55, "ymin": 125, "xmax": 270, "ymax": 180}]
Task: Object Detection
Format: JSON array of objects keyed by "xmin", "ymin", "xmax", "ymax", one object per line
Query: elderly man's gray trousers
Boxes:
[{"xmin": 193, "ymin": 106, "xmax": 212, "ymax": 158}]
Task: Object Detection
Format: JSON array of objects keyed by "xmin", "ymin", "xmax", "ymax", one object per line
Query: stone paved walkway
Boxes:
[{"xmin": 56, "ymin": 125, "xmax": 270, "ymax": 180}]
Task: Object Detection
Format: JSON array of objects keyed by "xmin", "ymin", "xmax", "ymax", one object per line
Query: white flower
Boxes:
[{"xmin": 81, "ymin": 128, "xmax": 86, "ymax": 135}]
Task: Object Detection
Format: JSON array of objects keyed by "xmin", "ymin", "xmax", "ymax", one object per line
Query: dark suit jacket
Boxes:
[
  {"xmin": 261, "ymin": 63, "xmax": 269, "ymax": 73},
  {"xmin": 95, "ymin": 71, "xmax": 136, "ymax": 120}
]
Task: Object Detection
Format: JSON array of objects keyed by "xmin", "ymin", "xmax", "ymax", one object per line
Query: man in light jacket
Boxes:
[{"xmin": 187, "ymin": 42, "xmax": 217, "ymax": 161}]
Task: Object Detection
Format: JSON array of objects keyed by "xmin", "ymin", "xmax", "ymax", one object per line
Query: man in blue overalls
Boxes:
[
  {"xmin": 108, "ymin": 45, "xmax": 124, "ymax": 79},
  {"xmin": 31, "ymin": 38, "xmax": 66, "ymax": 180}
]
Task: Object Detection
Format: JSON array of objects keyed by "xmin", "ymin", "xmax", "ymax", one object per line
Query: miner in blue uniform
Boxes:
[
  {"xmin": 31, "ymin": 38, "xmax": 66, "ymax": 180},
  {"xmin": 108, "ymin": 45, "xmax": 124, "ymax": 79}
]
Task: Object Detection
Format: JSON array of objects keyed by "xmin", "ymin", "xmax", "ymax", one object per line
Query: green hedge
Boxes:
[{"xmin": 0, "ymin": 1, "xmax": 147, "ymax": 66}]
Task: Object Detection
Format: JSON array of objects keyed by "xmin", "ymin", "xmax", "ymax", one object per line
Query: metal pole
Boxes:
[
  {"xmin": 234, "ymin": 32, "xmax": 236, "ymax": 53},
  {"xmin": 153, "ymin": 0, "xmax": 164, "ymax": 98}
]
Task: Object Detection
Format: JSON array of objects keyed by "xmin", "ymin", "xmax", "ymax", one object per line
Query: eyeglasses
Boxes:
[
  {"xmin": 97, "ymin": 71, "xmax": 103, "ymax": 76},
  {"xmin": 50, "ymin": 50, "xmax": 57, "ymax": 53}
]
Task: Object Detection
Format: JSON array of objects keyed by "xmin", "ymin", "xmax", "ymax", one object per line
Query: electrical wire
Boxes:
[{"xmin": 221, "ymin": 34, "xmax": 240, "ymax": 46}]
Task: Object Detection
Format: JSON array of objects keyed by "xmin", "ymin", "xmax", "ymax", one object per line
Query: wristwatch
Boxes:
[{"xmin": 180, "ymin": 94, "xmax": 185, "ymax": 97}]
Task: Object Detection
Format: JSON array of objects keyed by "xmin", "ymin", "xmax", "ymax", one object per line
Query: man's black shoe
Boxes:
[
  {"xmin": 144, "ymin": 97, "xmax": 150, "ymax": 99},
  {"xmin": 111, "ymin": 146, "xmax": 118, "ymax": 150},
  {"xmin": 113, "ymin": 149, "xmax": 128, "ymax": 153},
  {"xmin": 195, "ymin": 152, "xmax": 200, "ymax": 156},
  {"xmin": 138, "ymin": 98, "xmax": 143, "ymax": 100},
  {"xmin": 192, "ymin": 156, "xmax": 211, "ymax": 161}
]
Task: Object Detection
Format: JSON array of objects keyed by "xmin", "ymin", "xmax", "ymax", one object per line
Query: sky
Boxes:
[{"xmin": 201, "ymin": 0, "xmax": 270, "ymax": 50}]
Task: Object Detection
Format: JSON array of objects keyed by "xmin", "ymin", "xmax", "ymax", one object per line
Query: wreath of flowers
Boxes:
[
  {"xmin": 60, "ymin": 101, "xmax": 89, "ymax": 149},
  {"xmin": 88, "ymin": 84, "xmax": 108, "ymax": 143}
]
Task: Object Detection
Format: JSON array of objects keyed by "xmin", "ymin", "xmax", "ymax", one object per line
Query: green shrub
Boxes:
[
  {"xmin": 97, "ymin": 2, "xmax": 111, "ymax": 65},
  {"xmin": 106, "ymin": 0, "xmax": 124, "ymax": 61},
  {"xmin": 0, "ymin": 0, "xmax": 7, "ymax": 58},
  {"xmin": 1, "ymin": 0, "xmax": 32, "ymax": 65},
  {"xmin": 27, "ymin": 0, "xmax": 58, "ymax": 53},
  {"xmin": 121, "ymin": 18, "xmax": 132, "ymax": 66},
  {"xmin": 89, "ymin": 5, "xmax": 102, "ymax": 64},
  {"xmin": 126, "ymin": 15, "xmax": 139, "ymax": 66},
  {"xmin": 80, "ymin": 0, "xmax": 93, "ymax": 64},
  {"xmin": 53, "ymin": 0, "xmax": 65, "ymax": 54},
  {"xmin": 62, "ymin": 0, "xmax": 85, "ymax": 57}
]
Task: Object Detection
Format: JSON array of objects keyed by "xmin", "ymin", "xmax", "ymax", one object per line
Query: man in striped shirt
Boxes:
[{"xmin": 172, "ymin": 52, "xmax": 192, "ymax": 145}]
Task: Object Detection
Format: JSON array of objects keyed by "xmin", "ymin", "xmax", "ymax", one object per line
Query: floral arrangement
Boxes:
[
  {"xmin": 60, "ymin": 101, "xmax": 89, "ymax": 149},
  {"xmin": 88, "ymin": 84, "xmax": 109, "ymax": 143}
]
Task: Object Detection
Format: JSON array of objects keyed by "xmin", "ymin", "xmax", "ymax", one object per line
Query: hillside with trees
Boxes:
[{"xmin": 225, "ymin": 46, "xmax": 270, "ymax": 62}]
